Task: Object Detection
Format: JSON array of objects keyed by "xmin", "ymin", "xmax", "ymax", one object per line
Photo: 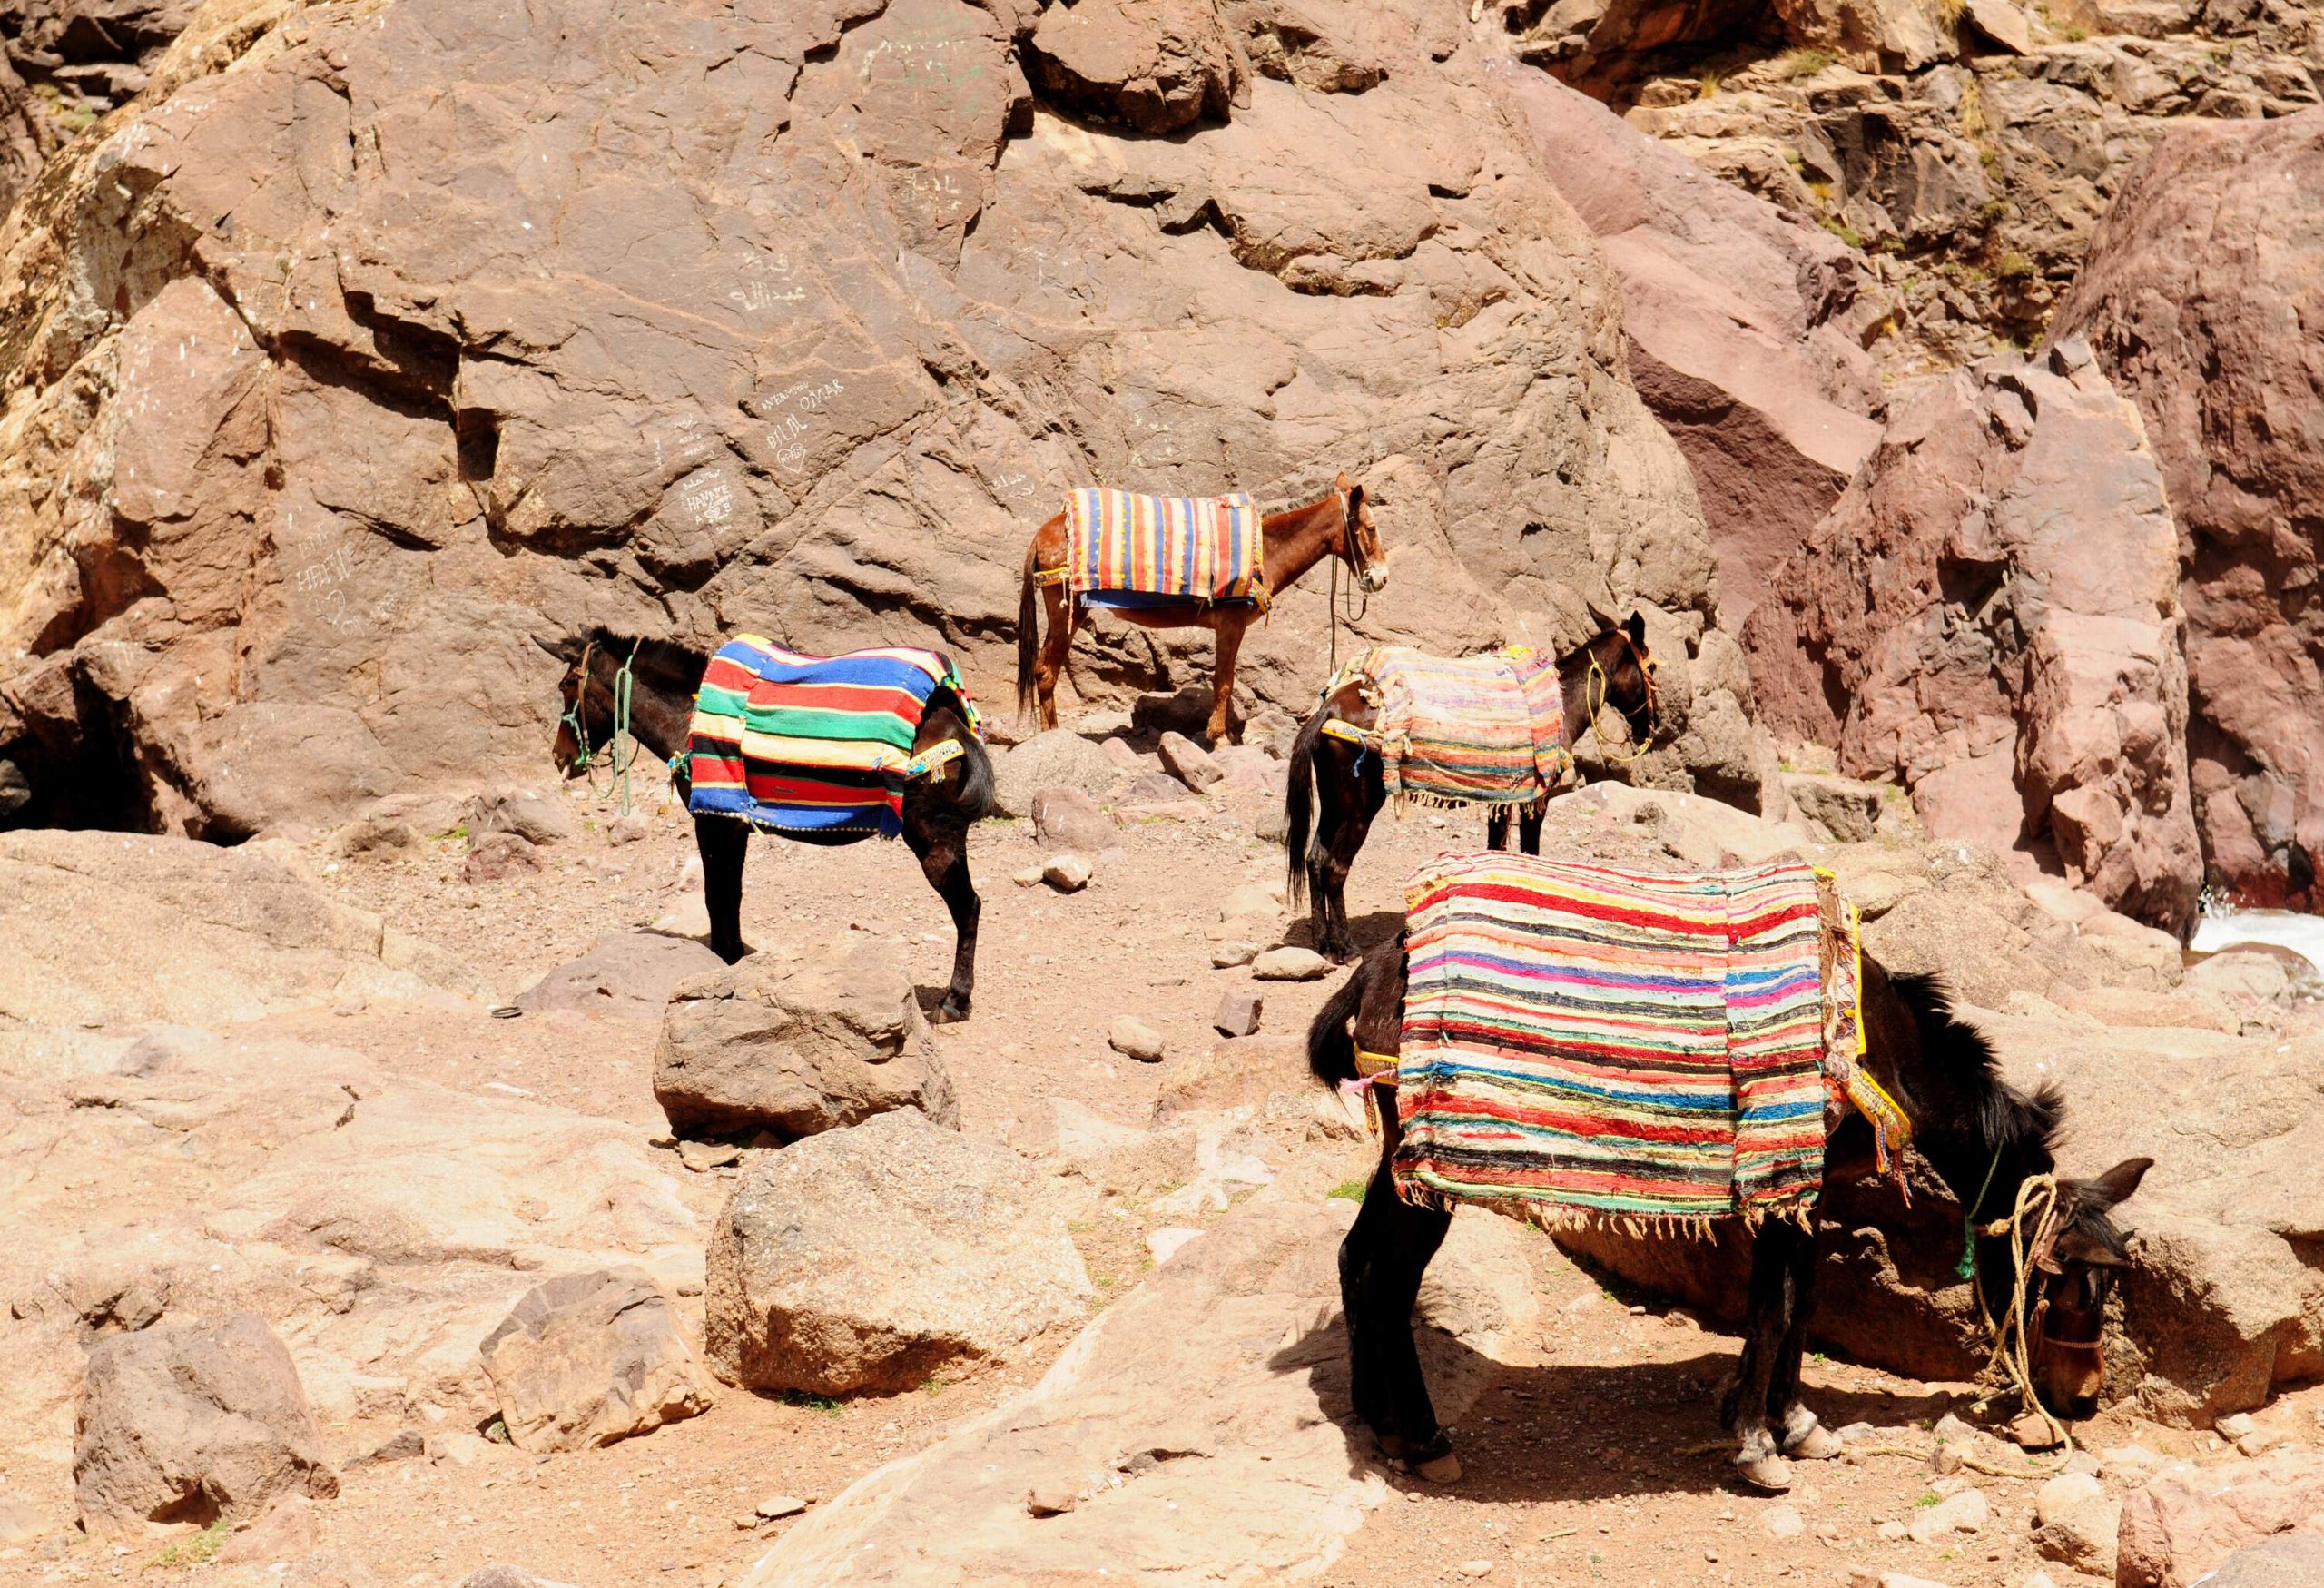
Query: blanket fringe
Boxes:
[{"xmin": 1389, "ymin": 1182, "xmax": 1800, "ymax": 1243}]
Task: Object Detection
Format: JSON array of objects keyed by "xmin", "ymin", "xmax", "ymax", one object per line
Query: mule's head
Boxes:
[
  {"xmin": 2026, "ymin": 1156, "xmax": 2152, "ymax": 1418},
  {"xmin": 1587, "ymin": 611, "xmax": 1660, "ymax": 745},
  {"xmin": 550, "ymin": 641, "xmax": 610, "ymax": 777},
  {"xmin": 1334, "ymin": 472, "xmax": 1388, "ymax": 595}
]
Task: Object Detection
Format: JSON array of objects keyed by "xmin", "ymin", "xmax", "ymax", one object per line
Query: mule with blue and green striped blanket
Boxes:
[{"xmin": 552, "ymin": 629, "xmax": 994, "ymax": 1021}]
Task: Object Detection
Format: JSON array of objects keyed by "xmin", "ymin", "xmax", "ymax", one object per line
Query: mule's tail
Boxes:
[
  {"xmin": 1306, "ymin": 956, "xmax": 1367, "ymax": 1090},
  {"xmin": 954, "ymin": 729, "xmax": 996, "ymax": 822},
  {"xmin": 1016, "ymin": 548, "xmax": 1039, "ymax": 716},
  {"xmin": 1285, "ymin": 703, "xmax": 1326, "ymax": 907}
]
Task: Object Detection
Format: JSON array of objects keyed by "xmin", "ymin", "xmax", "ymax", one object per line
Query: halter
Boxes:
[
  {"xmin": 1327, "ymin": 488, "xmax": 1375, "ymax": 675},
  {"xmin": 561, "ymin": 640, "xmax": 638, "ymax": 814},
  {"xmin": 1581, "ymin": 634, "xmax": 1659, "ymax": 766}
]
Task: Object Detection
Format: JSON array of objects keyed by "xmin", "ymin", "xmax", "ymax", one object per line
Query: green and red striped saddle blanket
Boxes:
[
  {"xmin": 1339, "ymin": 645, "xmax": 1572, "ymax": 810},
  {"xmin": 684, "ymin": 635, "xmax": 980, "ymax": 839},
  {"xmin": 1391, "ymin": 853, "xmax": 1852, "ymax": 1230}
]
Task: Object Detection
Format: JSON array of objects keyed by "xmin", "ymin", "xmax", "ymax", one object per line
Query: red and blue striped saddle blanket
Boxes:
[{"xmin": 684, "ymin": 636, "xmax": 980, "ymax": 839}]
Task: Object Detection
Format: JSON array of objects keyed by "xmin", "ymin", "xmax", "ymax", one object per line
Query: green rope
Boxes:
[
  {"xmin": 1956, "ymin": 1143, "xmax": 2006, "ymax": 1282},
  {"xmin": 563, "ymin": 646, "xmax": 637, "ymax": 815}
]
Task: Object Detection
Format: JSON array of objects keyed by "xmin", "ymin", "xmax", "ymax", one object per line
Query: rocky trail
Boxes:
[{"xmin": 4, "ymin": 725, "xmax": 2321, "ymax": 1588}]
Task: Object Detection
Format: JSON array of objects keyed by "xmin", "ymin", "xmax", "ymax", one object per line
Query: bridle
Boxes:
[
  {"xmin": 558, "ymin": 638, "xmax": 638, "ymax": 814},
  {"xmin": 1581, "ymin": 632, "xmax": 1661, "ymax": 763},
  {"xmin": 1327, "ymin": 487, "xmax": 1383, "ymax": 673}
]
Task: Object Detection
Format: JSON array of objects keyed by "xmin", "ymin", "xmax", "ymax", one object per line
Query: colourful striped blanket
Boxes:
[
  {"xmin": 1063, "ymin": 488, "xmax": 1265, "ymax": 608},
  {"xmin": 1352, "ymin": 646, "xmax": 1571, "ymax": 809},
  {"xmin": 1392, "ymin": 854, "xmax": 1841, "ymax": 1230},
  {"xmin": 684, "ymin": 636, "xmax": 980, "ymax": 839}
]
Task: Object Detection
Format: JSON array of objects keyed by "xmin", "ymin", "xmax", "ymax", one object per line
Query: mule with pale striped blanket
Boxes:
[
  {"xmin": 552, "ymin": 630, "xmax": 995, "ymax": 1022},
  {"xmin": 1285, "ymin": 614, "xmax": 1661, "ymax": 961},
  {"xmin": 1309, "ymin": 851, "xmax": 2154, "ymax": 1491},
  {"xmin": 1016, "ymin": 473, "xmax": 1387, "ymax": 745}
]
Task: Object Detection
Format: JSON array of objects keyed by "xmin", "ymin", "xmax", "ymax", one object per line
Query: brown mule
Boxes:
[{"xmin": 1015, "ymin": 473, "xmax": 1388, "ymax": 745}]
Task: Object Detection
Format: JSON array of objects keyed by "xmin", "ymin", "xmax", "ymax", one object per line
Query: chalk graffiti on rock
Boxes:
[
  {"xmin": 763, "ymin": 378, "xmax": 846, "ymax": 474},
  {"xmin": 679, "ymin": 473, "xmax": 736, "ymax": 530}
]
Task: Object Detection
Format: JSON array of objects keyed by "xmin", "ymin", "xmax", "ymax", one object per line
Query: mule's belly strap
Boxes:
[
  {"xmin": 1029, "ymin": 565, "xmax": 1069, "ymax": 587},
  {"xmin": 889, "ymin": 739, "xmax": 966, "ymax": 780}
]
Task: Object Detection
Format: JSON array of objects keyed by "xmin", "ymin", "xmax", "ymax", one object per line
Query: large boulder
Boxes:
[
  {"xmin": 739, "ymin": 1195, "xmax": 1540, "ymax": 1585},
  {"xmin": 2115, "ymin": 1452, "xmax": 2324, "ymax": 1588},
  {"xmin": 1496, "ymin": 65, "xmax": 1885, "ymax": 629},
  {"xmin": 1745, "ymin": 340, "xmax": 2201, "ymax": 937},
  {"xmin": 1023, "ymin": 0, "xmax": 1248, "ymax": 133},
  {"xmin": 477, "ymin": 1267, "xmax": 714, "ymax": 1453},
  {"xmin": 0, "ymin": 830, "xmax": 477, "ymax": 1031},
  {"xmin": 2049, "ymin": 108, "xmax": 2324, "ymax": 914},
  {"xmin": 704, "ymin": 1110, "xmax": 1092, "ymax": 1396},
  {"xmin": 0, "ymin": 0, "xmax": 1766, "ymax": 836},
  {"xmin": 74, "ymin": 1312, "xmax": 338, "ymax": 1535},
  {"xmin": 653, "ymin": 933, "xmax": 959, "ymax": 1140},
  {"xmin": 517, "ymin": 932, "xmax": 725, "ymax": 1020}
]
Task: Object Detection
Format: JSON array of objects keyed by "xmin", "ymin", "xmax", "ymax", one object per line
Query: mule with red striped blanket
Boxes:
[
  {"xmin": 1309, "ymin": 852, "xmax": 2152, "ymax": 1491},
  {"xmin": 1016, "ymin": 473, "xmax": 1388, "ymax": 745},
  {"xmin": 552, "ymin": 631, "xmax": 994, "ymax": 1021}
]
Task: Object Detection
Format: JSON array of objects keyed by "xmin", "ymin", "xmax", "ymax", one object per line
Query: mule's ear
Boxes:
[
  {"xmin": 1625, "ymin": 610, "xmax": 1649, "ymax": 646},
  {"xmin": 1334, "ymin": 469, "xmax": 1354, "ymax": 491},
  {"xmin": 2080, "ymin": 1156, "xmax": 2153, "ymax": 1210},
  {"xmin": 1347, "ymin": 479, "xmax": 1365, "ymax": 515}
]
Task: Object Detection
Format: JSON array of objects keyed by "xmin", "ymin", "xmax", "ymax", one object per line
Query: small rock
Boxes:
[
  {"xmin": 347, "ymin": 1429, "xmax": 426, "ymax": 1468},
  {"xmin": 2236, "ymin": 1428, "xmax": 2285, "ymax": 1456},
  {"xmin": 1210, "ymin": 941, "xmax": 1259, "ymax": 968},
  {"xmin": 678, "ymin": 1140, "xmax": 741, "ymax": 1173},
  {"xmin": 1251, "ymin": 946, "xmax": 1329, "ymax": 981},
  {"xmin": 1098, "ymin": 736, "xmax": 1142, "ymax": 771},
  {"xmin": 2011, "ymin": 1411, "xmax": 2064, "ymax": 1450},
  {"xmin": 1124, "ymin": 771, "xmax": 1187, "ymax": 803},
  {"xmin": 1108, "ymin": 1017, "xmax": 1167, "ymax": 1063},
  {"xmin": 607, "ymin": 814, "xmax": 650, "ymax": 846},
  {"xmin": 465, "ymin": 787, "xmax": 576, "ymax": 846},
  {"xmin": 426, "ymin": 1430, "xmax": 497, "ymax": 1466},
  {"xmin": 1157, "ymin": 732, "xmax": 1224, "ymax": 792},
  {"xmin": 753, "ymin": 1495, "xmax": 806, "ymax": 1520},
  {"xmin": 465, "ymin": 831, "xmax": 545, "ymax": 883},
  {"xmin": 2034, "ymin": 1495, "xmax": 2120, "ymax": 1577},
  {"xmin": 1042, "ymin": 854, "xmax": 1092, "ymax": 893},
  {"xmin": 2035, "ymin": 1472, "xmax": 2104, "ymax": 1527},
  {"xmin": 1211, "ymin": 990, "xmax": 1262, "ymax": 1037},
  {"xmin": 1763, "ymin": 1504, "xmax": 1805, "ymax": 1539},
  {"xmin": 1031, "ymin": 786, "xmax": 1118, "ymax": 855},
  {"xmin": 2022, "ymin": 1573, "xmax": 2058, "ymax": 1588},
  {"xmin": 1907, "ymin": 1486, "xmax": 1987, "ymax": 1544},
  {"xmin": 2215, "ymin": 1412, "xmax": 2255, "ymax": 1439},
  {"xmin": 1876, "ymin": 1519, "xmax": 1908, "ymax": 1542},
  {"xmin": 1251, "ymin": 803, "xmax": 1288, "ymax": 843},
  {"xmin": 1025, "ymin": 1484, "xmax": 1078, "ymax": 1517},
  {"xmin": 1932, "ymin": 1439, "xmax": 1965, "ymax": 1475},
  {"xmin": 1454, "ymin": 1562, "xmax": 1494, "ymax": 1579},
  {"xmin": 1012, "ymin": 864, "xmax": 1045, "ymax": 887}
]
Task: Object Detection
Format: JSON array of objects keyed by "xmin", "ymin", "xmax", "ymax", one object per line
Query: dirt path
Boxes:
[{"xmin": 8, "ymin": 752, "xmax": 2297, "ymax": 1588}]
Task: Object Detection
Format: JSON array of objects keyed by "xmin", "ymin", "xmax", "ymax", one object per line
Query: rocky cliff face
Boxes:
[
  {"xmin": 0, "ymin": 0, "xmax": 1779, "ymax": 837},
  {"xmin": 2051, "ymin": 106, "xmax": 2324, "ymax": 912},
  {"xmin": 1515, "ymin": 0, "xmax": 2324, "ymax": 374}
]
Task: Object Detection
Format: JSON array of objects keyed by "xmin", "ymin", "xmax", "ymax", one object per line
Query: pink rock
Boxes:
[
  {"xmin": 2052, "ymin": 108, "xmax": 2324, "ymax": 915},
  {"xmin": 2115, "ymin": 1451, "xmax": 2324, "ymax": 1588}
]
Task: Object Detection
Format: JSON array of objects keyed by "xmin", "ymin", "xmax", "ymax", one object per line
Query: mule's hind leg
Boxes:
[
  {"xmin": 1340, "ymin": 1152, "xmax": 1456, "ymax": 1477},
  {"xmin": 1766, "ymin": 1224, "xmax": 1841, "ymax": 1459},
  {"xmin": 1723, "ymin": 1219, "xmax": 1809, "ymax": 1491},
  {"xmin": 907, "ymin": 824, "xmax": 980, "ymax": 1023},
  {"xmin": 1519, "ymin": 810, "xmax": 1543, "ymax": 856},
  {"xmin": 697, "ymin": 815, "xmax": 753, "ymax": 963},
  {"xmin": 1034, "ymin": 585, "xmax": 1072, "ymax": 731},
  {"xmin": 1486, "ymin": 810, "xmax": 1511, "ymax": 852},
  {"xmin": 1312, "ymin": 757, "xmax": 1385, "ymax": 962}
]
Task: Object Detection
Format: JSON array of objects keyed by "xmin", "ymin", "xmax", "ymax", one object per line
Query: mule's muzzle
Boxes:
[{"xmin": 1359, "ymin": 565, "xmax": 1388, "ymax": 595}]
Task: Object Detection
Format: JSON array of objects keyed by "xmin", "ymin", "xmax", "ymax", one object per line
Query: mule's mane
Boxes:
[{"xmin": 1889, "ymin": 971, "xmax": 2065, "ymax": 1158}]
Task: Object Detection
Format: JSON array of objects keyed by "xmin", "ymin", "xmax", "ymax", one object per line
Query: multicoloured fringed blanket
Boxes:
[
  {"xmin": 1062, "ymin": 488, "xmax": 1265, "ymax": 609},
  {"xmin": 684, "ymin": 635, "xmax": 980, "ymax": 839},
  {"xmin": 1391, "ymin": 854, "xmax": 1844, "ymax": 1231},
  {"xmin": 1349, "ymin": 646, "xmax": 1571, "ymax": 810}
]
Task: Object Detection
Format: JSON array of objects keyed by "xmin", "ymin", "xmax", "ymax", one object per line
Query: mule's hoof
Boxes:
[
  {"xmin": 931, "ymin": 998, "xmax": 970, "ymax": 1025},
  {"xmin": 1732, "ymin": 1453, "xmax": 1794, "ymax": 1493},
  {"xmin": 1783, "ymin": 1425, "xmax": 1844, "ymax": 1461},
  {"xmin": 1414, "ymin": 1451, "xmax": 1462, "ymax": 1484}
]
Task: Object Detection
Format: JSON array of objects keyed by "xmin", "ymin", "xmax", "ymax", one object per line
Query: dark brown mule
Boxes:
[
  {"xmin": 550, "ymin": 632, "xmax": 995, "ymax": 1021},
  {"xmin": 1016, "ymin": 473, "xmax": 1389, "ymax": 745},
  {"xmin": 1285, "ymin": 614, "xmax": 1661, "ymax": 961},
  {"xmin": 1309, "ymin": 938, "xmax": 2152, "ymax": 1489}
]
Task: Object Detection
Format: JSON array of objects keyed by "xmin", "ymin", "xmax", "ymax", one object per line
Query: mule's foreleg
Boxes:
[
  {"xmin": 1207, "ymin": 614, "xmax": 1247, "ymax": 746},
  {"xmin": 913, "ymin": 827, "xmax": 980, "ymax": 1024},
  {"xmin": 1724, "ymin": 1219, "xmax": 1811, "ymax": 1491},
  {"xmin": 1519, "ymin": 810, "xmax": 1543, "ymax": 856},
  {"xmin": 1767, "ymin": 1224, "xmax": 1840, "ymax": 1459},
  {"xmin": 1311, "ymin": 756, "xmax": 1380, "ymax": 962},
  {"xmin": 1340, "ymin": 1153, "xmax": 1456, "ymax": 1476},
  {"xmin": 696, "ymin": 815, "xmax": 753, "ymax": 963},
  {"xmin": 1486, "ymin": 810, "xmax": 1512, "ymax": 852}
]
